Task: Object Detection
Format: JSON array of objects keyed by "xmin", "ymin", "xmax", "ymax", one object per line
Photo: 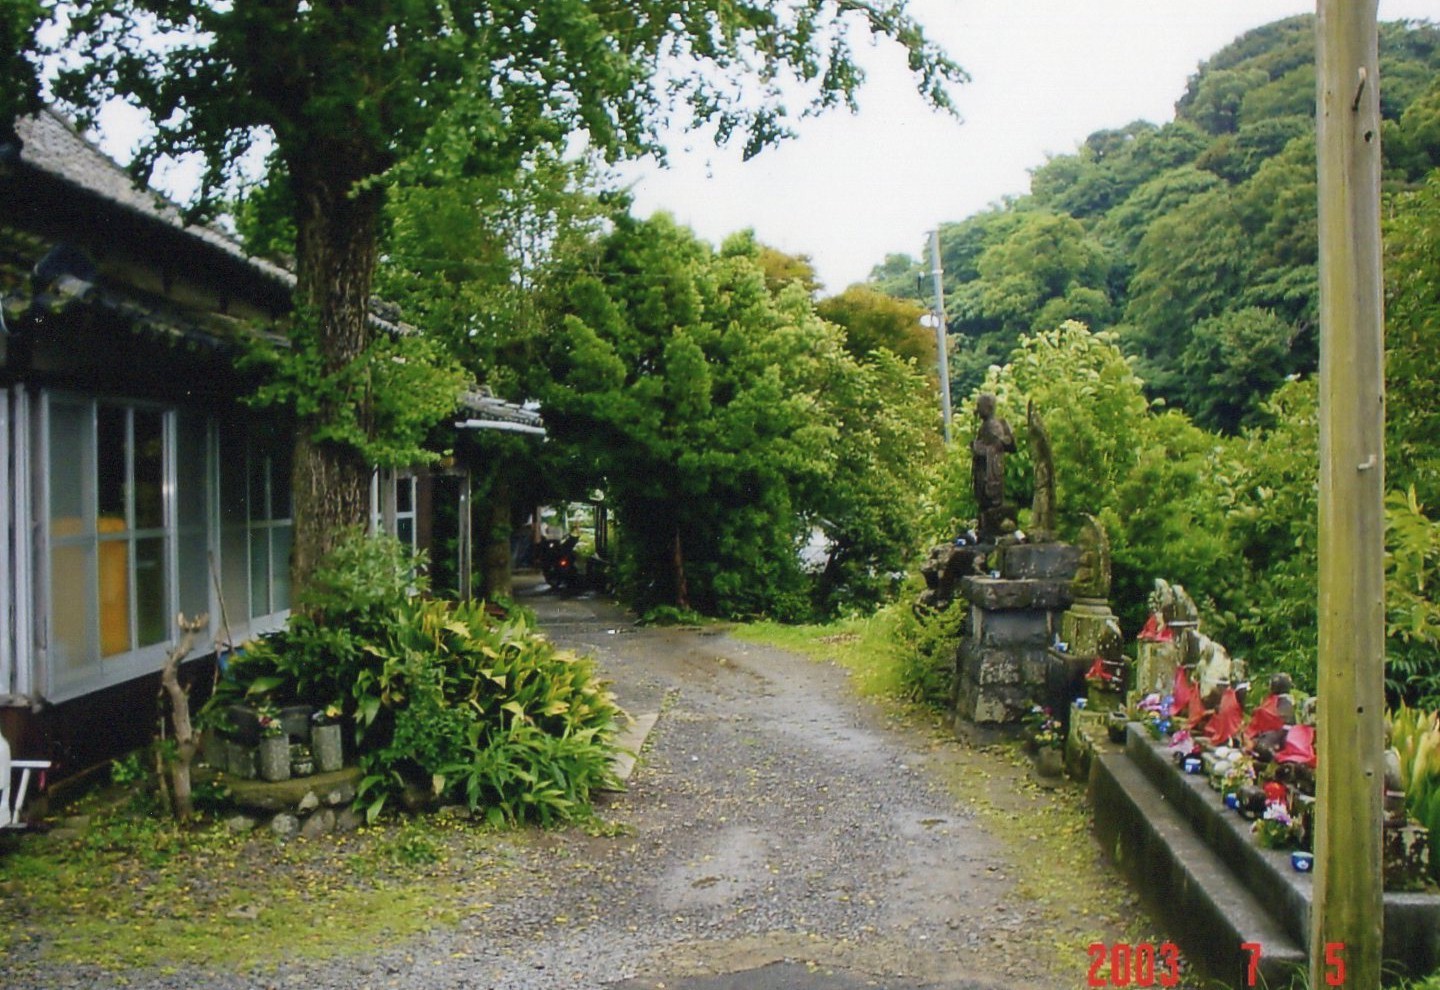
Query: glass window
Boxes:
[
  {"xmin": 135, "ymin": 537, "xmax": 167, "ymax": 648},
  {"xmin": 44, "ymin": 396, "xmax": 204, "ymax": 695},
  {"xmin": 49, "ymin": 543, "xmax": 95, "ymax": 676},
  {"xmin": 133, "ymin": 410, "xmax": 165, "ymax": 530},
  {"xmin": 48, "ymin": 401, "xmax": 89, "ymax": 529},
  {"xmin": 176, "ymin": 411, "xmax": 210, "ymax": 625},
  {"xmin": 97, "ymin": 406, "xmax": 126, "ymax": 524}
]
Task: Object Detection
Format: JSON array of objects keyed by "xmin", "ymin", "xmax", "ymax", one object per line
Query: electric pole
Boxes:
[
  {"xmin": 1313, "ymin": 1, "xmax": 1386, "ymax": 986},
  {"xmin": 928, "ymin": 229, "xmax": 953, "ymax": 443}
]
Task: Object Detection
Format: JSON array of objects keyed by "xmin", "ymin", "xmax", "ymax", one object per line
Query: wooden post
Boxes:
[{"xmin": 1313, "ymin": 1, "xmax": 1386, "ymax": 985}]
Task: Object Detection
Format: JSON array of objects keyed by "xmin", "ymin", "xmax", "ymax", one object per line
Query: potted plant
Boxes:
[
  {"xmin": 1025, "ymin": 706, "xmax": 1066, "ymax": 777},
  {"xmin": 1253, "ymin": 802, "xmax": 1303, "ymax": 850},
  {"xmin": 310, "ymin": 703, "xmax": 344, "ymax": 773},
  {"xmin": 256, "ymin": 703, "xmax": 291, "ymax": 782}
]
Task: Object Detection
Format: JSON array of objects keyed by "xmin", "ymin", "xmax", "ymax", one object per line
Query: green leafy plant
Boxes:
[
  {"xmin": 1388, "ymin": 704, "xmax": 1440, "ymax": 881},
  {"xmin": 201, "ymin": 530, "xmax": 620, "ymax": 827},
  {"xmin": 109, "ymin": 751, "xmax": 148, "ymax": 787},
  {"xmin": 892, "ymin": 597, "xmax": 966, "ymax": 708}
]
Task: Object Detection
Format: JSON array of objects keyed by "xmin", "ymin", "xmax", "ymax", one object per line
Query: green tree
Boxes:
[
  {"xmin": 542, "ymin": 213, "xmax": 932, "ymax": 618},
  {"xmin": 929, "ymin": 323, "xmax": 1230, "ymax": 635},
  {"xmin": 816, "ymin": 284, "xmax": 934, "ymax": 368},
  {"xmin": 48, "ymin": 0, "xmax": 963, "ymax": 590},
  {"xmin": 1176, "ymin": 307, "xmax": 1300, "ymax": 432},
  {"xmin": 0, "ymin": 0, "xmax": 43, "ymax": 132}
]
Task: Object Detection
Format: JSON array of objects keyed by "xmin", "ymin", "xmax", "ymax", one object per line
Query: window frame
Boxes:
[{"xmin": 37, "ymin": 391, "xmax": 293, "ymax": 703}]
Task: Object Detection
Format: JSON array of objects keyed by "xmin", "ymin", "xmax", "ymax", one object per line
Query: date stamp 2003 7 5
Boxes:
[{"xmin": 1086, "ymin": 941, "xmax": 1349, "ymax": 988}]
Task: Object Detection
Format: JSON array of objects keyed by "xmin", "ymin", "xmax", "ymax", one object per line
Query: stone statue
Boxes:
[
  {"xmin": 1072, "ymin": 514, "xmax": 1112, "ymax": 600},
  {"xmin": 971, "ymin": 393, "xmax": 1015, "ymax": 542},
  {"xmin": 1188, "ymin": 631, "xmax": 1233, "ymax": 702},
  {"xmin": 1027, "ymin": 400, "xmax": 1056, "ymax": 542},
  {"xmin": 1169, "ymin": 584, "xmax": 1199, "ymax": 627}
]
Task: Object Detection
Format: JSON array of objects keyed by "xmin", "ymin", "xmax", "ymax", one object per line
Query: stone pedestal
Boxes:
[
  {"xmin": 955, "ymin": 542, "xmax": 1078, "ymax": 729},
  {"xmin": 1062, "ymin": 598, "xmax": 1115, "ymax": 660},
  {"xmin": 1136, "ymin": 638, "xmax": 1183, "ymax": 698},
  {"xmin": 258, "ymin": 736, "xmax": 291, "ymax": 782}
]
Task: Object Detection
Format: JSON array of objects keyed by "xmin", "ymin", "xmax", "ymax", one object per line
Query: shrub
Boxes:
[
  {"xmin": 204, "ymin": 531, "xmax": 620, "ymax": 826},
  {"xmin": 891, "ymin": 597, "xmax": 966, "ymax": 708},
  {"xmin": 1387, "ymin": 704, "xmax": 1440, "ymax": 882}
]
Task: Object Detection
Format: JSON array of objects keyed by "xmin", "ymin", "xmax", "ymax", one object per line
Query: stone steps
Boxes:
[
  {"xmin": 1093, "ymin": 727, "xmax": 1440, "ymax": 985},
  {"xmin": 1092, "ymin": 746, "xmax": 1306, "ymax": 988}
]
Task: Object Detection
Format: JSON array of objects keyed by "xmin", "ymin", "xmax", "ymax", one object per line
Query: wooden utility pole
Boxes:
[{"xmin": 1313, "ymin": 1, "xmax": 1386, "ymax": 986}]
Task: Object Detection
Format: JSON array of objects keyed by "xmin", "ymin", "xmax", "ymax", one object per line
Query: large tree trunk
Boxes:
[
  {"xmin": 287, "ymin": 160, "xmax": 386, "ymax": 593},
  {"xmin": 482, "ymin": 480, "xmax": 514, "ymax": 600}
]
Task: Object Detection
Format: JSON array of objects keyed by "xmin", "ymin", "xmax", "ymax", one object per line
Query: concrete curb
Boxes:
[{"xmin": 607, "ymin": 711, "xmax": 660, "ymax": 788}]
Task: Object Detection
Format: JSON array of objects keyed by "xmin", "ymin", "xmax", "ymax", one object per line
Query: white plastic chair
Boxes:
[{"xmin": 0, "ymin": 731, "xmax": 50, "ymax": 829}]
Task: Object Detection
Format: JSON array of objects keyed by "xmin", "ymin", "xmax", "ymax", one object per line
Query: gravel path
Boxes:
[{"xmin": 5, "ymin": 582, "xmax": 1159, "ymax": 990}]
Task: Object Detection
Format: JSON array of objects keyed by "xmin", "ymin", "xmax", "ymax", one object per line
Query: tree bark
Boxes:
[
  {"xmin": 158, "ymin": 613, "xmax": 208, "ymax": 822},
  {"xmin": 482, "ymin": 480, "xmax": 514, "ymax": 600},
  {"xmin": 287, "ymin": 157, "xmax": 386, "ymax": 593},
  {"xmin": 673, "ymin": 527, "xmax": 690, "ymax": 611}
]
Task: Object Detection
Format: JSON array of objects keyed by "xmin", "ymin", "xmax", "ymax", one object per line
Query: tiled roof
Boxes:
[
  {"xmin": 458, "ymin": 387, "xmax": 544, "ymax": 428},
  {"xmin": 13, "ymin": 108, "xmax": 293, "ymax": 287},
  {"xmin": 9, "ymin": 109, "xmax": 409, "ymax": 336}
]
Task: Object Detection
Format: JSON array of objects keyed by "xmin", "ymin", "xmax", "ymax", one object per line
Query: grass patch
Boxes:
[
  {"xmin": 731, "ymin": 609, "xmax": 908, "ymax": 698},
  {"xmin": 0, "ymin": 793, "xmax": 526, "ymax": 974}
]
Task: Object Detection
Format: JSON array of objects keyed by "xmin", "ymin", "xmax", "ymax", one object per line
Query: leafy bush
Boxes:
[
  {"xmin": 204, "ymin": 531, "xmax": 620, "ymax": 826},
  {"xmin": 891, "ymin": 598, "xmax": 966, "ymax": 708},
  {"xmin": 1387, "ymin": 705, "xmax": 1440, "ymax": 882}
]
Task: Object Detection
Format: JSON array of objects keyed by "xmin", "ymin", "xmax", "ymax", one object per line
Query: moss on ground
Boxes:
[{"xmin": 0, "ymin": 793, "xmax": 528, "ymax": 974}]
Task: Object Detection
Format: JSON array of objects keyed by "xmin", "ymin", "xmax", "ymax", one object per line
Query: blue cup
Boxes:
[{"xmin": 1292, "ymin": 851, "xmax": 1314, "ymax": 872}]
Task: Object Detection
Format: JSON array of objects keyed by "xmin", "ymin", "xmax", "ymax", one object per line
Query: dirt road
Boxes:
[{"xmin": 513, "ymin": 582, "xmax": 1155, "ymax": 990}]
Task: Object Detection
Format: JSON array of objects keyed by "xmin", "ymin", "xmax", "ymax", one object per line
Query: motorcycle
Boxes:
[{"xmin": 536, "ymin": 533, "xmax": 584, "ymax": 590}]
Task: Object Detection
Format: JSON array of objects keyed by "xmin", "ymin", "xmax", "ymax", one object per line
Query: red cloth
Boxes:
[
  {"xmin": 1246, "ymin": 695, "xmax": 1287, "ymax": 738},
  {"xmin": 1186, "ymin": 692, "xmax": 1207, "ymax": 727},
  {"xmin": 1171, "ymin": 667, "xmax": 1195, "ymax": 717},
  {"xmin": 1276, "ymin": 724, "xmax": 1317, "ymax": 767},
  {"xmin": 1205, "ymin": 687, "xmax": 1244, "ymax": 744},
  {"xmin": 1085, "ymin": 657, "xmax": 1114, "ymax": 682},
  {"xmin": 1139, "ymin": 614, "xmax": 1174, "ymax": 642}
]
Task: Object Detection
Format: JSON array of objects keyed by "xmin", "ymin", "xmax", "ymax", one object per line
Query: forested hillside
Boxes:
[{"xmin": 871, "ymin": 15, "xmax": 1440, "ymax": 433}]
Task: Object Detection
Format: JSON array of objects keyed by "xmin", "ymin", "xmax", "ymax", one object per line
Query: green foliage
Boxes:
[
  {"xmin": 205, "ymin": 531, "xmax": 619, "ymax": 825},
  {"xmin": 46, "ymin": 0, "xmax": 964, "ymax": 597},
  {"xmin": 637, "ymin": 605, "xmax": 707, "ymax": 627},
  {"xmin": 541, "ymin": 213, "xmax": 936, "ymax": 620},
  {"xmin": 1387, "ymin": 705, "xmax": 1440, "ymax": 882},
  {"xmin": 893, "ymin": 598, "xmax": 966, "ymax": 708},
  {"xmin": 0, "ymin": 0, "xmax": 43, "ymax": 128},
  {"xmin": 816, "ymin": 285, "xmax": 935, "ymax": 368},
  {"xmin": 241, "ymin": 313, "xmax": 468, "ymax": 470},
  {"xmin": 109, "ymin": 752, "xmax": 148, "ymax": 788},
  {"xmin": 870, "ymin": 17, "xmax": 1440, "ymax": 433},
  {"xmin": 937, "ymin": 322, "xmax": 1230, "ymax": 637}
]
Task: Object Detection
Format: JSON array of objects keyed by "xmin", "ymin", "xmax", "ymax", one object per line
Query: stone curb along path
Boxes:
[
  {"xmin": 523, "ymin": 581, "xmax": 1167, "ymax": 990},
  {"xmin": 608, "ymin": 711, "xmax": 661, "ymax": 789}
]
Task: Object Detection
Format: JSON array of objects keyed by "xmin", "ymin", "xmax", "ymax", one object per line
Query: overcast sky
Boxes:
[
  {"xmin": 81, "ymin": 2, "xmax": 1436, "ymax": 294},
  {"xmin": 614, "ymin": 0, "xmax": 1439, "ymax": 293}
]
